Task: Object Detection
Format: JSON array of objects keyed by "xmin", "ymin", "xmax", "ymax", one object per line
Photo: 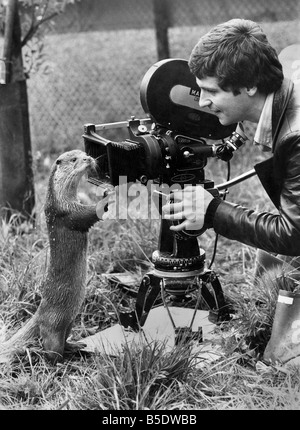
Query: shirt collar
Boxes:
[{"xmin": 253, "ymin": 92, "xmax": 274, "ymax": 152}]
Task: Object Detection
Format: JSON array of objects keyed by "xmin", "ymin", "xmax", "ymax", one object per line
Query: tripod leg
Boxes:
[
  {"xmin": 203, "ymin": 271, "xmax": 231, "ymax": 323},
  {"xmin": 189, "ymin": 277, "xmax": 203, "ymax": 329},
  {"xmin": 119, "ymin": 273, "xmax": 161, "ymax": 331},
  {"xmin": 139, "ymin": 274, "xmax": 161, "ymax": 326},
  {"xmin": 200, "ymin": 281, "xmax": 218, "ymax": 310}
]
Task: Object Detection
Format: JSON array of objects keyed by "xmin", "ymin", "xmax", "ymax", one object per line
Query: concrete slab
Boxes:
[{"xmin": 82, "ymin": 306, "xmax": 224, "ymax": 365}]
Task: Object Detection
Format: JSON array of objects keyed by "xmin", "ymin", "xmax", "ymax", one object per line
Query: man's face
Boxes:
[{"xmin": 196, "ymin": 76, "xmax": 254, "ymax": 125}]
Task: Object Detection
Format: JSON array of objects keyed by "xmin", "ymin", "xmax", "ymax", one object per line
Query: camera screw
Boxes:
[
  {"xmin": 183, "ymin": 150, "xmax": 193, "ymax": 159},
  {"xmin": 138, "ymin": 125, "xmax": 148, "ymax": 134},
  {"xmin": 164, "ymin": 155, "xmax": 172, "ymax": 169},
  {"xmin": 139, "ymin": 175, "xmax": 148, "ymax": 184}
]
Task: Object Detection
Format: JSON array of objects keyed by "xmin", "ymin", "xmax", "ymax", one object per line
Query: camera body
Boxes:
[{"xmin": 83, "ymin": 59, "xmax": 244, "ymax": 188}]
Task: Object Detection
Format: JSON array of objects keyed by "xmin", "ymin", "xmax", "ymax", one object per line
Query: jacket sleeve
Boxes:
[{"xmin": 212, "ymin": 134, "xmax": 300, "ymax": 256}]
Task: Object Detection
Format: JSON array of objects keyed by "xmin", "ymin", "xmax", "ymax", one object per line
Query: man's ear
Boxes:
[{"xmin": 246, "ymin": 86, "xmax": 258, "ymax": 96}]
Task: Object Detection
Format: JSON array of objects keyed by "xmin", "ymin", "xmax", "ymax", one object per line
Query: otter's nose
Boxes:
[{"xmin": 83, "ymin": 156, "xmax": 96, "ymax": 168}]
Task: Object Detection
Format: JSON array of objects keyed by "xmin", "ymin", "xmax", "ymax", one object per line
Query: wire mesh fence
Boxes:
[{"xmin": 23, "ymin": 0, "xmax": 300, "ymax": 154}]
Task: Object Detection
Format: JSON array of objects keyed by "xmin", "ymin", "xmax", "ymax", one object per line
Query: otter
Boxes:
[{"xmin": 0, "ymin": 150, "xmax": 106, "ymax": 364}]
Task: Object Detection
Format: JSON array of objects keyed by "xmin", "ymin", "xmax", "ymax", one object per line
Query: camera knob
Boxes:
[
  {"xmin": 138, "ymin": 125, "xmax": 148, "ymax": 133},
  {"xmin": 183, "ymin": 150, "xmax": 192, "ymax": 159},
  {"xmin": 163, "ymin": 155, "xmax": 171, "ymax": 169},
  {"xmin": 139, "ymin": 175, "xmax": 148, "ymax": 184}
]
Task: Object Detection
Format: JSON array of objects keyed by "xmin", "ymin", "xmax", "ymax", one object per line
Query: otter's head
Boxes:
[{"xmin": 50, "ymin": 150, "xmax": 96, "ymax": 200}]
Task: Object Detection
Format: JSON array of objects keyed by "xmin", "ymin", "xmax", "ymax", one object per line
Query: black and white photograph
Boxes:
[{"xmin": 0, "ymin": 0, "xmax": 299, "ymax": 412}]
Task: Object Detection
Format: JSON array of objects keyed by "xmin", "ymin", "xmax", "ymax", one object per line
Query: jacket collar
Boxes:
[{"xmin": 272, "ymin": 77, "xmax": 294, "ymax": 148}]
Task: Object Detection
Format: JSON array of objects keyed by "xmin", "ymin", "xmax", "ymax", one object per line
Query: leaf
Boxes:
[
  {"xmin": 0, "ymin": 275, "xmax": 8, "ymax": 292},
  {"xmin": 0, "ymin": 318, "xmax": 7, "ymax": 343},
  {"xmin": 0, "ymin": 219, "xmax": 10, "ymax": 241}
]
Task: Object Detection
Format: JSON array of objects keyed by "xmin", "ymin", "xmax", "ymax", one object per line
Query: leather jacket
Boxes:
[{"xmin": 211, "ymin": 78, "xmax": 300, "ymax": 256}]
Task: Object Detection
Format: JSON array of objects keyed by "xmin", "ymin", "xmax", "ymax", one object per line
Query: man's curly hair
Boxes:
[{"xmin": 189, "ymin": 19, "xmax": 283, "ymax": 95}]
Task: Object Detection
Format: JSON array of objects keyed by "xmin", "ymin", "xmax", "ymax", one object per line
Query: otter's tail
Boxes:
[{"xmin": 0, "ymin": 315, "xmax": 40, "ymax": 363}]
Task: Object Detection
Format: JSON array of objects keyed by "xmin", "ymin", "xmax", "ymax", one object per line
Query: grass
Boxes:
[{"xmin": 1, "ymin": 20, "xmax": 300, "ymax": 410}]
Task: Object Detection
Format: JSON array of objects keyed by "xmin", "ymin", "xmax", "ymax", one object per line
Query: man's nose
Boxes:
[{"xmin": 199, "ymin": 91, "xmax": 211, "ymax": 108}]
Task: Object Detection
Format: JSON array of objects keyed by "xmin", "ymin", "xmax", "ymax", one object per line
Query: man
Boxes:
[{"xmin": 162, "ymin": 18, "xmax": 300, "ymax": 280}]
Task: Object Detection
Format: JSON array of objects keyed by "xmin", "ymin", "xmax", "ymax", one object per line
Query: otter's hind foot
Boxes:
[
  {"xmin": 64, "ymin": 341, "xmax": 87, "ymax": 354},
  {"xmin": 41, "ymin": 331, "xmax": 65, "ymax": 365}
]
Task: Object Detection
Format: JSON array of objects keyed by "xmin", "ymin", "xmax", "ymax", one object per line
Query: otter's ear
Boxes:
[{"xmin": 56, "ymin": 159, "xmax": 61, "ymax": 165}]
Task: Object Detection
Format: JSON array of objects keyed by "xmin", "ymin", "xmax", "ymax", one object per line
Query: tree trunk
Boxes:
[
  {"xmin": 153, "ymin": 0, "xmax": 170, "ymax": 60},
  {"xmin": 0, "ymin": 0, "xmax": 35, "ymax": 220}
]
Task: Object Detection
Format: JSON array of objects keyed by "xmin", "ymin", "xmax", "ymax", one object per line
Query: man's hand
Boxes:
[{"xmin": 162, "ymin": 185, "xmax": 214, "ymax": 231}]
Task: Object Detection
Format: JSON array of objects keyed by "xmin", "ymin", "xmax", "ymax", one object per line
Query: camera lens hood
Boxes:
[{"xmin": 140, "ymin": 58, "xmax": 236, "ymax": 140}]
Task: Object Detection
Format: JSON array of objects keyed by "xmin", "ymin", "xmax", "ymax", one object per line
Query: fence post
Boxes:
[
  {"xmin": 0, "ymin": 0, "xmax": 35, "ymax": 221},
  {"xmin": 153, "ymin": 0, "xmax": 170, "ymax": 60}
]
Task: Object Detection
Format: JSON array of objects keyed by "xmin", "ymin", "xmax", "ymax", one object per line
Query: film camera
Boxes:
[
  {"xmin": 83, "ymin": 59, "xmax": 246, "ymax": 332},
  {"xmin": 83, "ymin": 58, "xmax": 246, "ymax": 189}
]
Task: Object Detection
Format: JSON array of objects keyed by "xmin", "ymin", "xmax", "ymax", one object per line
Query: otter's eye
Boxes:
[
  {"xmin": 71, "ymin": 158, "xmax": 77, "ymax": 163},
  {"xmin": 56, "ymin": 159, "xmax": 61, "ymax": 165}
]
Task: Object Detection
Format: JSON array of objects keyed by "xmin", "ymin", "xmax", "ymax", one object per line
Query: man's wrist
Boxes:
[{"xmin": 204, "ymin": 197, "xmax": 222, "ymax": 228}]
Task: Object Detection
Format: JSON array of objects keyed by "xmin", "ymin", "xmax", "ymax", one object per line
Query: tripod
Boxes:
[{"xmin": 119, "ymin": 208, "xmax": 231, "ymax": 340}]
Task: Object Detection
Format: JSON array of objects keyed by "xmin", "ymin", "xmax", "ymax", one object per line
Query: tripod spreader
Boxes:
[{"xmin": 119, "ymin": 267, "xmax": 231, "ymax": 332}]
